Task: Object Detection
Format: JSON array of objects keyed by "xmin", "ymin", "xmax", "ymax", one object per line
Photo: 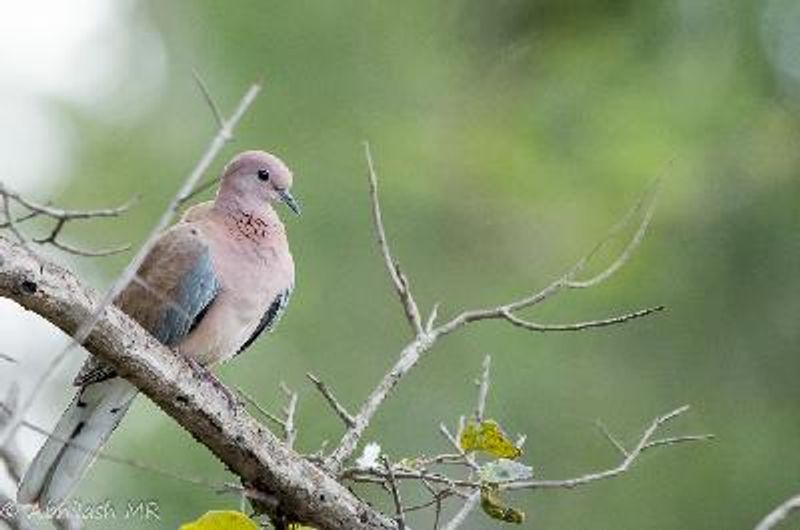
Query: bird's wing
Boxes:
[
  {"xmin": 236, "ymin": 285, "xmax": 293, "ymax": 356},
  {"xmin": 74, "ymin": 224, "xmax": 220, "ymax": 386}
]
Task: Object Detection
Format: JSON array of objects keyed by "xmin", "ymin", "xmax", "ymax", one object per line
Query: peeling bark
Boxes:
[{"xmin": 0, "ymin": 236, "xmax": 394, "ymax": 530}]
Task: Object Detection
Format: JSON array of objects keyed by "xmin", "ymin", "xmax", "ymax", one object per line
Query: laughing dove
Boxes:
[{"xmin": 18, "ymin": 150, "xmax": 299, "ymax": 507}]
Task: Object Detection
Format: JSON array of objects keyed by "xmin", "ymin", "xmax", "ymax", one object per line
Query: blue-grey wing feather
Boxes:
[
  {"xmin": 151, "ymin": 249, "xmax": 219, "ymax": 346},
  {"xmin": 236, "ymin": 286, "xmax": 293, "ymax": 356},
  {"xmin": 75, "ymin": 228, "xmax": 219, "ymax": 387}
]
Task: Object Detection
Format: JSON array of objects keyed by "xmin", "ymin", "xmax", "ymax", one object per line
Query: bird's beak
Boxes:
[{"xmin": 277, "ymin": 189, "xmax": 301, "ymax": 215}]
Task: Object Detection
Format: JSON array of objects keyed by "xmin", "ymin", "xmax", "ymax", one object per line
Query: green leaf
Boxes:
[
  {"xmin": 459, "ymin": 419, "xmax": 522, "ymax": 459},
  {"xmin": 179, "ymin": 510, "xmax": 259, "ymax": 530},
  {"xmin": 479, "ymin": 458, "xmax": 533, "ymax": 483},
  {"xmin": 480, "ymin": 486, "xmax": 525, "ymax": 524}
]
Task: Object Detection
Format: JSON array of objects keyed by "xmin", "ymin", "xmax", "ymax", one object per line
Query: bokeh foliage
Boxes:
[{"xmin": 41, "ymin": 1, "xmax": 800, "ymax": 528}]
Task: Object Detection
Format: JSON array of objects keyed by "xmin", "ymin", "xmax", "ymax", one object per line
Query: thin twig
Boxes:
[
  {"xmin": 0, "ymin": 352, "xmax": 16, "ymax": 363},
  {"xmin": 382, "ymin": 456, "xmax": 406, "ymax": 529},
  {"xmin": 643, "ymin": 434, "xmax": 715, "ymax": 450},
  {"xmin": 364, "ymin": 141, "xmax": 423, "ymax": 336},
  {"xmin": 0, "ymin": 207, "xmax": 43, "ymax": 229},
  {"xmin": 177, "ymin": 176, "xmax": 221, "ymax": 206},
  {"xmin": 475, "ymin": 355, "xmax": 491, "ymax": 422},
  {"xmin": 237, "ymin": 387, "xmax": 286, "ymax": 430},
  {"xmin": 439, "ymin": 423, "xmax": 479, "ymax": 472},
  {"xmin": 46, "ymin": 239, "xmax": 131, "ymax": 258},
  {"xmin": 6, "ymin": 193, "xmax": 134, "ymax": 221},
  {"xmin": 426, "ymin": 303, "xmax": 440, "ymax": 335},
  {"xmin": 280, "ymin": 382, "xmax": 298, "ymax": 449},
  {"xmin": 440, "ymin": 491, "xmax": 480, "ymax": 530},
  {"xmin": 0, "ymin": 187, "xmax": 32, "ymax": 257},
  {"xmin": 500, "ymin": 305, "xmax": 665, "ymax": 333},
  {"xmin": 565, "ymin": 179, "xmax": 660, "ymax": 289},
  {"xmin": 191, "ymin": 68, "xmax": 225, "ymax": 128},
  {"xmin": 594, "ymin": 419, "xmax": 629, "ymax": 457},
  {"xmin": 0, "ymin": 384, "xmax": 26, "ymax": 483},
  {"xmin": 754, "ymin": 493, "xmax": 800, "ymax": 530},
  {"xmin": 434, "ymin": 179, "xmax": 660, "ymax": 338},
  {"xmin": 307, "ymin": 373, "xmax": 355, "ymax": 428},
  {"xmin": 0, "ymin": 81, "xmax": 261, "ymax": 450}
]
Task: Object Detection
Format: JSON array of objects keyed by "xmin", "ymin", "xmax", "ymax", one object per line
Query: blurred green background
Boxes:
[{"xmin": 2, "ymin": 0, "xmax": 800, "ymax": 528}]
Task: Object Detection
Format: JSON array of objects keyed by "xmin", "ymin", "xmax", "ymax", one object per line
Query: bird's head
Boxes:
[{"xmin": 219, "ymin": 150, "xmax": 301, "ymax": 215}]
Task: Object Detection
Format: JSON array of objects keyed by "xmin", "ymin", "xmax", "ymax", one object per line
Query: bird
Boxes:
[{"xmin": 18, "ymin": 150, "xmax": 300, "ymax": 507}]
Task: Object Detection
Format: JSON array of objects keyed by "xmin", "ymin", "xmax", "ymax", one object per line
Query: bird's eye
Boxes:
[{"xmin": 257, "ymin": 169, "xmax": 270, "ymax": 181}]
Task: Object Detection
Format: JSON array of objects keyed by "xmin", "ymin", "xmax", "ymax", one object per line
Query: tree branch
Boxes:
[
  {"xmin": 323, "ymin": 149, "xmax": 662, "ymax": 474},
  {"xmin": 754, "ymin": 494, "xmax": 800, "ymax": 530},
  {"xmin": 0, "ymin": 236, "xmax": 394, "ymax": 530}
]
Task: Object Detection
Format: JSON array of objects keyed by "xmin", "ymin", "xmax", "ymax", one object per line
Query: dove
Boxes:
[{"xmin": 18, "ymin": 150, "xmax": 299, "ymax": 507}]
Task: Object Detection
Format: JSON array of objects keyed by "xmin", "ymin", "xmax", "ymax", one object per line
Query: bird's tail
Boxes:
[{"xmin": 17, "ymin": 378, "xmax": 138, "ymax": 507}]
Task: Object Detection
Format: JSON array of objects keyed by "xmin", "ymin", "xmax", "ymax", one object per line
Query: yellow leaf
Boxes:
[
  {"xmin": 480, "ymin": 486, "xmax": 525, "ymax": 524},
  {"xmin": 459, "ymin": 419, "xmax": 522, "ymax": 459},
  {"xmin": 180, "ymin": 510, "xmax": 259, "ymax": 530}
]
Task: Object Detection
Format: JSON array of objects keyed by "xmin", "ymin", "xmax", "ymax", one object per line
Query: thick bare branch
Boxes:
[
  {"xmin": 0, "ymin": 81, "xmax": 261, "ymax": 451},
  {"xmin": 754, "ymin": 494, "xmax": 800, "ymax": 530},
  {"xmin": 0, "ymin": 236, "xmax": 394, "ymax": 530},
  {"xmin": 363, "ymin": 141, "xmax": 423, "ymax": 336}
]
